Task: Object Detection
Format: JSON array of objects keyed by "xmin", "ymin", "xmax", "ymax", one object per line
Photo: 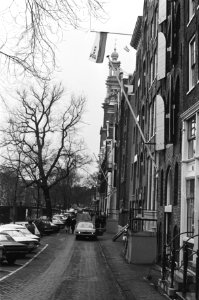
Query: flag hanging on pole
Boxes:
[
  {"xmin": 89, "ymin": 32, "xmax": 107, "ymax": 63},
  {"xmin": 124, "ymin": 45, "xmax": 130, "ymax": 52}
]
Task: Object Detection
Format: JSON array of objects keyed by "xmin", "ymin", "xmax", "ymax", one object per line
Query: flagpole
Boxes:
[
  {"xmin": 90, "ymin": 30, "xmax": 132, "ymax": 36},
  {"xmin": 107, "ymin": 56, "xmax": 158, "ymax": 172}
]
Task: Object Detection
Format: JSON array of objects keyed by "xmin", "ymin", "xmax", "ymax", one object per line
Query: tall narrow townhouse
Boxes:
[
  {"xmin": 155, "ymin": 0, "xmax": 183, "ymax": 267},
  {"xmin": 98, "ymin": 49, "xmax": 121, "ymax": 231},
  {"xmin": 126, "ymin": 0, "xmax": 183, "ymax": 267},
  {"xmin": 122, "ymin": 0, "xmax": 159, "ymax": 264},
  {"xmin": 116, "ymin": 73, "xmax": 135, "ymax": 227},
  {"xmin": 180, "ymin": 0, "xmax": 199, "ymax": 269}
]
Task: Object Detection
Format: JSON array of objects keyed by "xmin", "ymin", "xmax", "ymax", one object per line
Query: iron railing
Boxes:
[{"xmin": 161, "ymin": 232, "xmax": 199, "ymax": 299}]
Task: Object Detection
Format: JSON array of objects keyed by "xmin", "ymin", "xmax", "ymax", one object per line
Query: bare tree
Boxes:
[
  {"xmin": 0, "ymin": 1, "xmax": 106, "ymax": 79},
  {"xmin": 0, "ymin": 81, "xmax": 91, "ymax": 218}
]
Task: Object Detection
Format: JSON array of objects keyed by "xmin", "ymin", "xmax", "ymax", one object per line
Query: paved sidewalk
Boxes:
[{"xmin": 99, "ymin": 233, "xmax": 168, "ymax": 300}]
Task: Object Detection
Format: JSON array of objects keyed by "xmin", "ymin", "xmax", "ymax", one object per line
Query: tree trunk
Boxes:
[{"xmin": 42, "ymin": 186, "xmax": 52, "ymax": 219}]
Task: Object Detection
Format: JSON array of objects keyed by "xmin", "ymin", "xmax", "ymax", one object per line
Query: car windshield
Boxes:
[
  {"xmin": 2, "ymin": 230, "xmax": 26, "ymax": 237},
  {"xmin": 18, "ymin": 228, "xmax": 32, "ymax": 235},
  {"xmin": 77, "ymin": 222, "xmax": 93, "ymax": 229},
  {"xmin": 0, "ymin": 234, "xmax": 14, "ymax": 242},
  {"xmin": 54, "ymin": 215, "xmax": 63, "ymax": 220}
]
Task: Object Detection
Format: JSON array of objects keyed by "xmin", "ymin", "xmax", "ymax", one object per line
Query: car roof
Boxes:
[
  {"xmin": 1, "ymin": 224, "xmax": 26, "ymax": 229},
  {"xmin": 76, "ymin": 221, "xmax": 94, "ymax": 227}
]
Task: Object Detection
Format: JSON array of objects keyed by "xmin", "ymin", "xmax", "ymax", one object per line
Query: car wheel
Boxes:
[
  {"xmin": 76, "ymin": 236, "xmax": 79, "ymax": 240},
  {"xmin": 7, "ymin": 257, "xmax": 16, "ymax": 265}
]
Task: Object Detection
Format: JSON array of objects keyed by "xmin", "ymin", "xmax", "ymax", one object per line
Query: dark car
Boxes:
[
  {"xmin": 34, "ymin": 219, "xmax": 54, "ymax": 235},
  {"xmin": 0, "ymin": 232, "xmax": 28, "ymax": 265},
  {"xmin": 49, "ymin": 222, "xmax": 60, "ymax": 233},
  {"xmin": 75, "ymin": 221, "xmax": 97, "ymax": 240}
]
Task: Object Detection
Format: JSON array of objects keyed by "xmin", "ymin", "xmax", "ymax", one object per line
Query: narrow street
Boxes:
[{"xmin": 0, "ymin": 231, "xmax": 125, "ymax": 300}]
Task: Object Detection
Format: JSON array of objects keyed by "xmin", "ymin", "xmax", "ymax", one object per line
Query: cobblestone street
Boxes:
[{"xmin": 0, "ymin": 231, "xmax": 125, "ymax": 300}]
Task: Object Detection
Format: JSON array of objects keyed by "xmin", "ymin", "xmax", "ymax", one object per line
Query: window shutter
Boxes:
[
  {"xmin": 158, "ymin": 0, "xmax": 167, "ymax": 24},
  {"xmin": 156, "ymin": 95, "xmax": 165, "ymax": 150},
  {"xmin": 157, "ymin": 32, "xmax": 166, "ymax": 80}
]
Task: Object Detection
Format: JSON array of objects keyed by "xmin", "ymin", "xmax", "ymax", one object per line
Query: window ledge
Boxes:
[{"xmin": 181, "ymin": 157, "xmax": 195, "ymax": 163}]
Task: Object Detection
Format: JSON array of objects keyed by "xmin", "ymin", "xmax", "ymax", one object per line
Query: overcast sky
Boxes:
[
  {"xmin": 55, "ymin": 1, "xmax": 144, "ymax": 168},
  {"xmin": 0, "ymin": 0, "xmax": 144, "ymax": 173}
]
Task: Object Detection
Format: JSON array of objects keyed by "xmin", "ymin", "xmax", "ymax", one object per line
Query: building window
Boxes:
[
  {"xmin": 154, "ymin": 8, "xmax": 158, "ymax": 38},
  {"xmin": 160, "ymin": 170, "xmax": 164, "ymax": 206},
  {"xmin": 173, "ymin": 163, "xmax": 179, "ymax": 206},
  {"xmin": 150, "ymin": 59, "xmax": 153, "ymax": 85},
  {"xmin": 133, "ymin": 162, "xmax": 137, "ymax": 195},
  {"xmin": 186, "ymin": 179, "xmax": 195, "ymax": 236},
  {"xmin": 187, "ymin": 115, "xmax": 196, "ymax": 159},
  {"xmin": 189, "ymin": 0, "xmax": 195, "ymax": 21},
  {"xmin": 149, "ymin": 100, "xmax": 156, "ymax": 138},
  {"xmin": 151, "ymin": 17, "xmax": 154, "ymax": 39},
  {"xmin": 154, "ymin": 50, "xmax": 157, "ymax": 79},
  {"xmin": 189, "ymin": 36, "xmax": 196, "ymax": 89}
]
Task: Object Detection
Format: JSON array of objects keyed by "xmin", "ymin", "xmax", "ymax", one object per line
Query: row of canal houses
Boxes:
[{"xmin": 97, "ymin": 0, "xmax": 199, "ymax": 298}]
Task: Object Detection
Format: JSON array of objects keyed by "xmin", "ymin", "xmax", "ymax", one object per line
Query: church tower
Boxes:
[{"xmin": 99, "ymin": 48, "xmax": 121, "ymax": 221}]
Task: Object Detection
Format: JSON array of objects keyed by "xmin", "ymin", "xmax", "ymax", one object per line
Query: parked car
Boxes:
[
  {"xmin": 7, "ymin": 224, "xmax": 40, "ymax": 242},
  {"xmin": 15, "ymin": 221, "xmax": 41, "ymax": 238},
  {"xmin": 75, "ymin": 221, "xmax": 97, "ymax": 240},
  {"xmin": 0, "ymin": 232, "xmax": 28, "ymax": 265},
  {"xmin": 53, "ymin": 214, "xmax": 66, "ymax": 225},
  {"xmin": 52, "ymin": 216, "xmax": 65, "ymax": 229},
  {"xmin": 0, "ymin": 227, "xmax": 39, "ymax": 253},
  {"xmin": 34, "ymin": 219, "xmax": 54, "ymax": 235},
  {"xmin": 49, "ymin": 222, "xmax": 60, "ymax": 233}
]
